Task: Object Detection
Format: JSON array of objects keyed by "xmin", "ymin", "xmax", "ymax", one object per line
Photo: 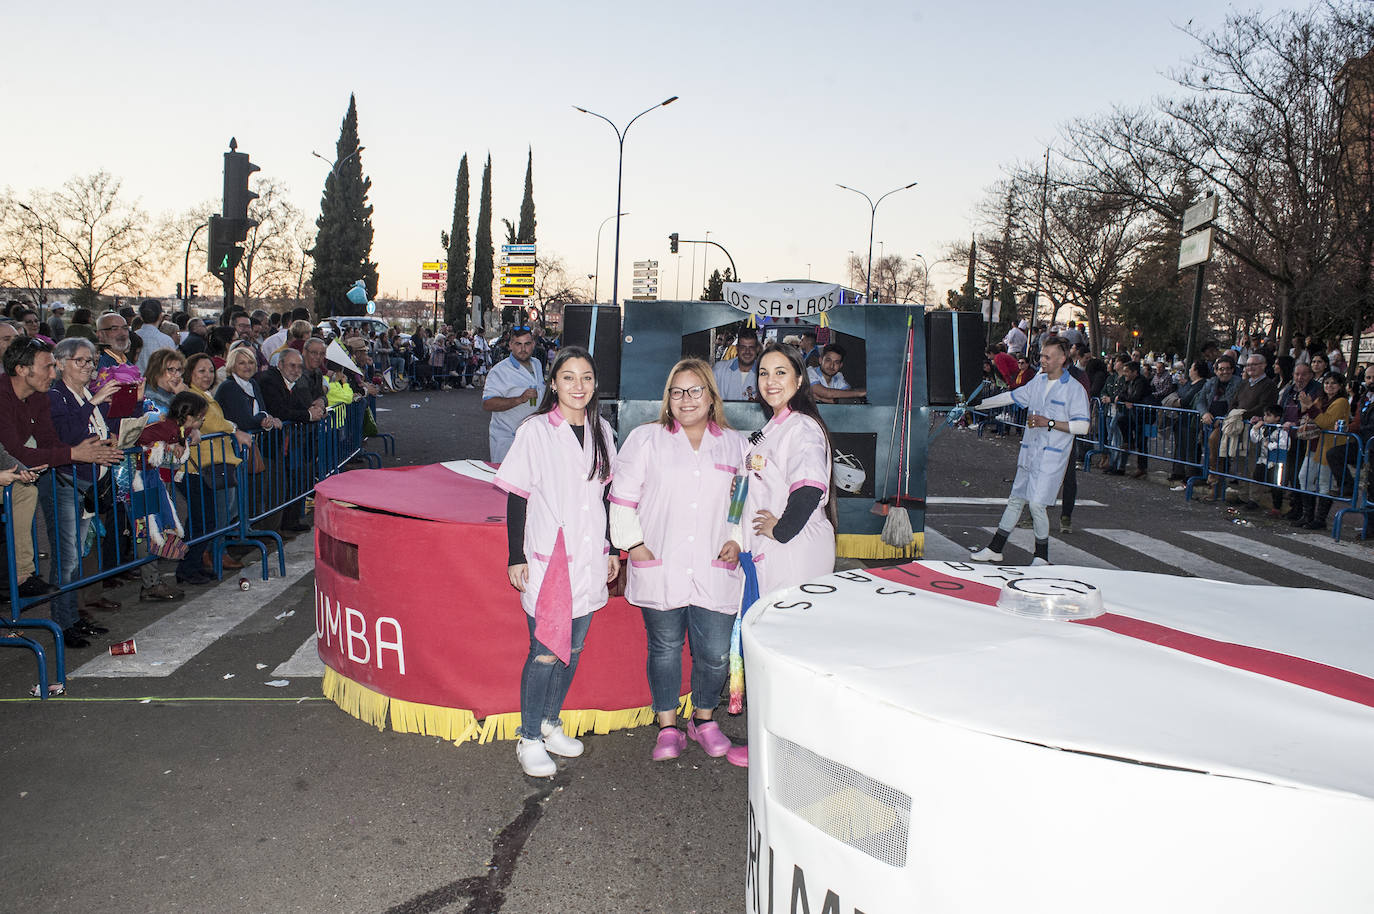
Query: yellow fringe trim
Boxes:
[
  {"xmin": 835, "ymin": 532, "xmax": 923, "ymax": 560},
  {"xmin": 322, "ymin": 666, "xmax": 693, "ymax": 747}
]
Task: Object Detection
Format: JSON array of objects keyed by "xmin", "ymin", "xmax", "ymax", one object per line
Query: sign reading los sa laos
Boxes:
[{"xmin": 723, "ymin": 282, "xmax": 842, "ymax": 317}]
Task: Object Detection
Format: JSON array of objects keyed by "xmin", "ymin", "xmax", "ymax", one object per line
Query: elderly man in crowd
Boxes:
[
  {"xmin": 258, "ymin": 349, "xmax": 325, "ymax": 534},
  {"xmin": 1204, "ymin": 353, "xmax": 1277, "ymax": 489},
  {"xmin": 0, "ymin": 339, "xmax": 123, "ymax": 600},
  {"xmin": 1197, "ymin": 354, "xmax": 1242, "ymax": 477}
]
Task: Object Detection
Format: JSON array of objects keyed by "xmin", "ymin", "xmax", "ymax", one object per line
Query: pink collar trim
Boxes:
[
  {"xmin": 667, "ymin": 419, "xmax": 724, "ymax": 437},
  {"xmin": 768, "ymin": 406, "xmax": 793, "ymax": 428}
]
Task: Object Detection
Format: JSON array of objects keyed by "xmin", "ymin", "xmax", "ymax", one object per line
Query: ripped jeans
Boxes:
[{"xmin": 519, "ymin": 612, "xmax": 593, "ymax": 741}]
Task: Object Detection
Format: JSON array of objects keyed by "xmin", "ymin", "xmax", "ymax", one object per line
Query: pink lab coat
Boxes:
[
  {"xmin": 610, "ymin": 421, "xmax": 748, "ymax": 614},
  {"xmin": 741, "ymin": 407, "xmax": 836, "ymax": 597},
  {"xmin": 494, "ymin": 407, "xmax": 617, "ymax": 619}
]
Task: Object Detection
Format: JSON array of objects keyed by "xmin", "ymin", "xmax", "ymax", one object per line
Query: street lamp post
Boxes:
[
  {"xmin": 592, "ymin": 212, "xmax": 628, "ymax": 303},
  {"xmin": 574, "ymin": 96, "xmax": 678, "ymax": 350},
  {"xmin": 836, "ymin": 180, "xmax": 917, "ymax": 302},
  {"xmin": 312, "ymin": 147, "xmax": 365, "ymax": 177},
  {"xmin": 183, "ymin": 222, "xmax": 209, "ymax": 315},
  {"xmin": 15, "ymin": 202, "xmax": 48, "ymax": 315}
]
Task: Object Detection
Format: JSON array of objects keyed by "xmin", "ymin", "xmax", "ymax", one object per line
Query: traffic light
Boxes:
[
  {"xmin": 669, "ymin": 232, "xmax": 679, "ymax": 254},
  {"xmin": 207, "ymin": 215, "xmax": 245, "ymax": 277},
  {"xmin": 176, "ymin": 282, "xmax": 183, "ymax": 300},
  {"xmin": 223, "ymin": 139, "xmax": 260, "ymax": 223}
]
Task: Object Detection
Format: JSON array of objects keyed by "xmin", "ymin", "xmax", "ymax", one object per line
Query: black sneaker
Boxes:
[
  {"xmin": 75, "ymin": 618, "xmax": 110, "ymax": 635},
  {"xmin": 17, "ymin": 576, "xmax": 59, "ymax": 598},
  {"xmin": 62, "ymin": 629, "xmax": 91, "ymax": 649}
]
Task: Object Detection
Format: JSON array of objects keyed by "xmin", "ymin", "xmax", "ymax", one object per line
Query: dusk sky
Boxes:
[{"xmin": 3, "ymin": 0, "xmax": 1249, "ymax": 305}]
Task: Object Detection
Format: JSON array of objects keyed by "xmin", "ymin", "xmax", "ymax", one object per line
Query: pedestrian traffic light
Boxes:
[
  {"xmin": 223, "ymin": 138, "xmax": 260, "ymax": 223},
  {"xmin": 207, "ymin": 215, "xmax": 245, "ymax": 278},
  {"xmin": 669, "ymin": 232, "xmax": 679, "ymax": 254}
]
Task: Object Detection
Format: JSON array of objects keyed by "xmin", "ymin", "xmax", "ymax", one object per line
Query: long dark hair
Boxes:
[
  {"xmin": 530, "ymin": 345, "xmax": 611, "ymax": 482},
  {"xmin": 757, "ymin": 341, "xmax": 837, "ymax": 524}
]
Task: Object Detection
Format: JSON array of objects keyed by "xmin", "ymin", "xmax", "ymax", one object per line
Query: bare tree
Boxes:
[
  {"xmin": 0, "ymin": 192, "xmax": 52, "ymax": 302},
  {"xmin": 31, "ymin": 172, "xmax": 159, "ymax": 307},
  {"xmin": 1065, "ymin": 5, "xmax": 1374, "ymax": 345},
  {"xmin": 526, "ymin": 253, "xmax": 589, "ymax": 327},
  {"xmin": 237, "ymin": 178, "xmax": 311, "ymax": 305}
]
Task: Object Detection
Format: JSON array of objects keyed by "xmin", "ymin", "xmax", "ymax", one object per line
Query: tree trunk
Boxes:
[{"xmin": 1086, "ymin": 295, "xmax": 1103, "ymax": 355}]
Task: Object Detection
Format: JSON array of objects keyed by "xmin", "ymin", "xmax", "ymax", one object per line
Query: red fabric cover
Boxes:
[
  {"xmin": 313, "ymin": 466, "xmax": 685, "ymax": 718},
  {"xmin": 534, "ymin": 528, "xmax": 574, "ymax": 664}
]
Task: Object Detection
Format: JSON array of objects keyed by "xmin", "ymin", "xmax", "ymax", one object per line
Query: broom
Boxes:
[{"xmin": 881, "ymin": 320, "xmax": 916, "ymax": 547}]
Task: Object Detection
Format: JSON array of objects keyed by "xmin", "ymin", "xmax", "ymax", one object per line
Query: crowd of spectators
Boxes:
[
  {"xmin": 983, "ymin": 322, "xmax": 1373, "ymax": 535},
  {"xmin": 0, "ymin": 298, "xmax": 391, "ymax": 650}
]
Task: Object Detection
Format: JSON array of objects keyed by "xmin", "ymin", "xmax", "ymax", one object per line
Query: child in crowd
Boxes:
[
  {"xmin": 1247, "ymin": 403, "xmax": 1289, "ymax": 513},
  {"xmin": 133, "ymin": 392, "xmax": 207, "ymax": 597}
]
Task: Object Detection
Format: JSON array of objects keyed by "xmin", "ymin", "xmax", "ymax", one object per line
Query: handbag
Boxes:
[
  {"xmin": 81, "ymin": 473, "xmax": 115, "ymax": 514},
  {"xmin": 151, "ymin": 530, "xmax": 188, "ymax": 560},
  {"xmin": 244, "ymin": 440, "xmax": 267, "ymax": 473}
]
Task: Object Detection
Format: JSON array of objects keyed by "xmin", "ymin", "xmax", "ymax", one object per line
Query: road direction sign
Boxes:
[
  {"xmin": 500, "ymin": 286, "xmax": 533, "ymax": 297},
  {"xmin": 631, "ymin": 295, "xmax": 658, "ymax": 300},
  {"xmin": 500, "ymin": 296, "xmax": 529, "ymax": 306},
  {"xmin": 501, "ymin": 265, "xmax": 536, "ymax": 276},
  {"xmin": 501, "ymin": 244, "xmax": 537, "ymax": 254},
  {"xmin": 501, "ymin": 275, "xmax": 535, "ymax": 286},
  {"xmin": 421, "ymin": 271, "xmax": 444, "ymax": 281},
  {"xmin": 422, "ymin": 261, "xmax": 447, "ymax": 271},
  {"xmin": 1178, "ymin": 228, "xmax": 1215, "ymax": 270},
  {"xmin": 1182, "ymin": 196, "xmax": 1219, "ymax": 234},
  {"xmin": 421, "ymin": 281, "xmax": 447, "ymax": 291},
  {"xmin": 501, "ymin": 255, "xmax": 537, "ymax": 266},
  {"xmin": 633, "ymin": 269, "xmax": 658, "ymax": 278}
]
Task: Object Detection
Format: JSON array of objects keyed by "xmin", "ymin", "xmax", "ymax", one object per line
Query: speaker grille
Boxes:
[{"xmin": 768, "ymin": 732, "xmax": 911, "ymax": 868}]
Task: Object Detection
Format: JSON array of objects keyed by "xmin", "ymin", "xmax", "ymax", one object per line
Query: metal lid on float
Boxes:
[{"xmin": 743, "ymin": 561, "xmax": 1374, "ymax": 800}]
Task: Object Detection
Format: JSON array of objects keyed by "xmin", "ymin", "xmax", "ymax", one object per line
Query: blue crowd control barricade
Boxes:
[
  {"xmin": 365, "ymin": 394, "xmax": 396, "ymax": 456},
  {"xmin": 232, "ymin": 427, "xmax": 287, "ymax": 581},
  {"xmin": 1330, "ymin": 433, "xmax": 1370, "ymax": 541},
  {"xmin": 176, "ymin": 432, "xmax": 244, "ymax": 579},
  {"xmin": 2, "ymin": 483, "xmax": 64, "ymax": 697}
]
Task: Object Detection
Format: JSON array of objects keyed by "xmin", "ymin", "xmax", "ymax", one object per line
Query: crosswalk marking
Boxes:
[
  {"xmin": 1280, "ymin": 532, "xmax": 1374, "ymax": 565},
  {"xmin": 1084, "ymin": 529, "xmax": 1266, "ymax": 585},
  {"xmin": 274, "ymin": 636, "xmax": 326, "ymax": 678},
  {"xmin": 71, "ymin": 537, "xmax": 317, "ymax": 679},
  {"xmin": 926, "ymin": 496, "xmax": 1106, "ymax": 507},
  {"xmin": 920, "ymin": 526, "xmax": 971, "ymax": 561},
  {"xmin": 1183, "ymin": 531, "xmax": 1371, "ymax": 594},
  {"xmin": 981, "ymin": 527, "xmax": 1118, "ymax": 570}
]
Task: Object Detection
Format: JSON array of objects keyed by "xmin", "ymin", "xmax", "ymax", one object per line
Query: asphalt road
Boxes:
[{"xmin": 2, "ymin": 386, "xmax": 1369, "ymax": 914}]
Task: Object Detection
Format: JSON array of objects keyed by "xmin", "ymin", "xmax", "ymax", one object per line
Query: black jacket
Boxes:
[{"xmin": 257, "ymin": 369, "xmax": 316, "ymax": 424}]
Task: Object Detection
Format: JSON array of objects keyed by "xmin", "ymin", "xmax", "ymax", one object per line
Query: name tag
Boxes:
[{"xmin": 746, "ymin": 454, "xmax": 768, "ymax": 472}]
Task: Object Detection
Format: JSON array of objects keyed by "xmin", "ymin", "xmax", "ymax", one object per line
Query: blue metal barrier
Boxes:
[
  {"xmin": 5, "ymin": 394, "xmax": 399, "ymax": 695},
  {"xmin": 1332, "ymin": 436, "xmax": 1372, "ymax": 541}
]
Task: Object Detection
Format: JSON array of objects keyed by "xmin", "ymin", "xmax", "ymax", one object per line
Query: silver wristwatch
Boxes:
[{"xmin": 1047, "ymin": 419, "xmax": 1057, "ymax": 431}]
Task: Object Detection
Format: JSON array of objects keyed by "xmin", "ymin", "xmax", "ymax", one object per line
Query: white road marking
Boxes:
[
  {"xmin": 981, "ymin": 528, "xmax": 1118, "ymax": 570},
  {"xmin": 920, "ymin": 526, "xmax": 971, "ymax": 561},
  {"xmin": 71, "ymin": 537, "xmax": 316, "ymax": 678},
  {"xmin": 1084, "ymin": 529, "xmax": 1266, "ymax": 585},
  {"xmin": 926, "ymin": 496, "xmax": 1106, "ymax": 507},
  {"xmin": 273, "ymin": 636, "xmax": 326, "ymax": 678},
  {"xmin": 1279, "ymin": 532, "xmax": 1374, "ymax": 565},
  {"xmin": 1184, "ymin": 530, "xmax": 1372, "ymax": 594}
]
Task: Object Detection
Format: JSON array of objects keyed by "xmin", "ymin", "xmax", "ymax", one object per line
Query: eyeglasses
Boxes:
[
  {"xmin": 669, "ymin": 385, "xmax": 706, "ymax": 400},
  {"xmin": 67, "ymin": 356, "xmax": 95, "ymax": 367},
  {"xmin": 165, "ymin": 365, "xmax": 184, "ymax": 374},
  {"xmin": 14, "ymin": 338, "xmax": 51, "ymax": 354}
]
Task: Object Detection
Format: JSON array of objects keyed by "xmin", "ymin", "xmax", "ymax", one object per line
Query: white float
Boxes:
[{"xmin": 742, "ymin": 561, "xmax": 1374, "ymax": 914}]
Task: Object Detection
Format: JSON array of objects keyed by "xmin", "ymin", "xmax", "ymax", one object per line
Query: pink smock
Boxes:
[
  {"xmin": 609, "ymin": 421, "xmax": 748, "ymax": 614},
  {"xmin": 493, "ymin": 407, "xmax": 616, "ymax": 620},
  {"xmin": 741, "ymin": 407, "xmax": 836, "ymax": 597}
]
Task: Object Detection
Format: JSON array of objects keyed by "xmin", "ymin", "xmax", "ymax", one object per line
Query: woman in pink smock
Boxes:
[
  {"xmin": 610, "ymin": 358, "xmax": 748, "ymax": 763},
  {"xmin": 733, "ymin": 342, "xmax": 837, "ymax": 767},
  {"xmin": 494, "ymin": 346, "xmax": 620, "ymax": 778}
]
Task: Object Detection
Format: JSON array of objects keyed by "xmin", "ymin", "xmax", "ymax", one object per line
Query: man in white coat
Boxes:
[
  {"xmin": 482, "ymin": 328, "xmax": 546, "ymax": 462},
  {"xmin": 970, "ymin": 337, "xmax": 1090, "ymax": 565}
]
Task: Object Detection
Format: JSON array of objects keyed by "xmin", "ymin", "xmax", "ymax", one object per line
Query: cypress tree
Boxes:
[
  {"xmin": 472, "ymin": 154, "xmax": 494, "ymax": 329},
  {"xmin": 517, "ymin": 147, "xmax": 536, "ymax": 243},
  {"xmin": 443, "ymin": 154, "xmax": 471, "ymax": 328},
  {"xmin": 310, "ymin": 94, "xmax": 378, "ymax": 317}
]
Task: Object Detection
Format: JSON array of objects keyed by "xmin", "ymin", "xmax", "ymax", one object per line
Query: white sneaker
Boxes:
[
  {"xmin": 1030, "ymin": 557, "xmax": 1051, "ymax": 566},
  {"xmin": 517, "ymin": 738, "xmax": 557, "ymax": 777},
  {"xmin": 541, "ymin": 721, "xmax": 584, "ymax": 757},
  {"xmin": 970, "ymin": 547, "xmax": 1003, "ymax": 562}
]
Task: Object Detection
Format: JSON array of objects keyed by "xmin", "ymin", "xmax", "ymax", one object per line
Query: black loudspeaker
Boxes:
[
  {"xmin": 925, "ymin": 311, "xmax": 985, "ymax": 406},
  {"xmin": 561, "ymin": 305, "xmax": 621, "ymax": 398}
]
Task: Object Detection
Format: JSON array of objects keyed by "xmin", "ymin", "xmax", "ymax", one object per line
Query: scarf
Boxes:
[{"xmin": 232, "ymin": 374, "xmax": 259, "ymax": 414}]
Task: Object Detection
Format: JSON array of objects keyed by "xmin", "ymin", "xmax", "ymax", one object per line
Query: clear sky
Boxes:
[{"xmin": 2, "ymin": 0, "xmax": 1250, "ymax": 305}]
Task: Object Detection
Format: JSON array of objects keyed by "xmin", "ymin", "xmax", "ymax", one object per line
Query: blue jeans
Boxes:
[
  {"xmin": 40, "ymin": 474, "xmax": 91, "ymax": 632},
  {"xmin": 640, "ymin": 605, "xmax": 735, "ymax": 715},
  {"xmin": 519, "ymin": 613, "xmax": 593, "ymax": 741}
]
